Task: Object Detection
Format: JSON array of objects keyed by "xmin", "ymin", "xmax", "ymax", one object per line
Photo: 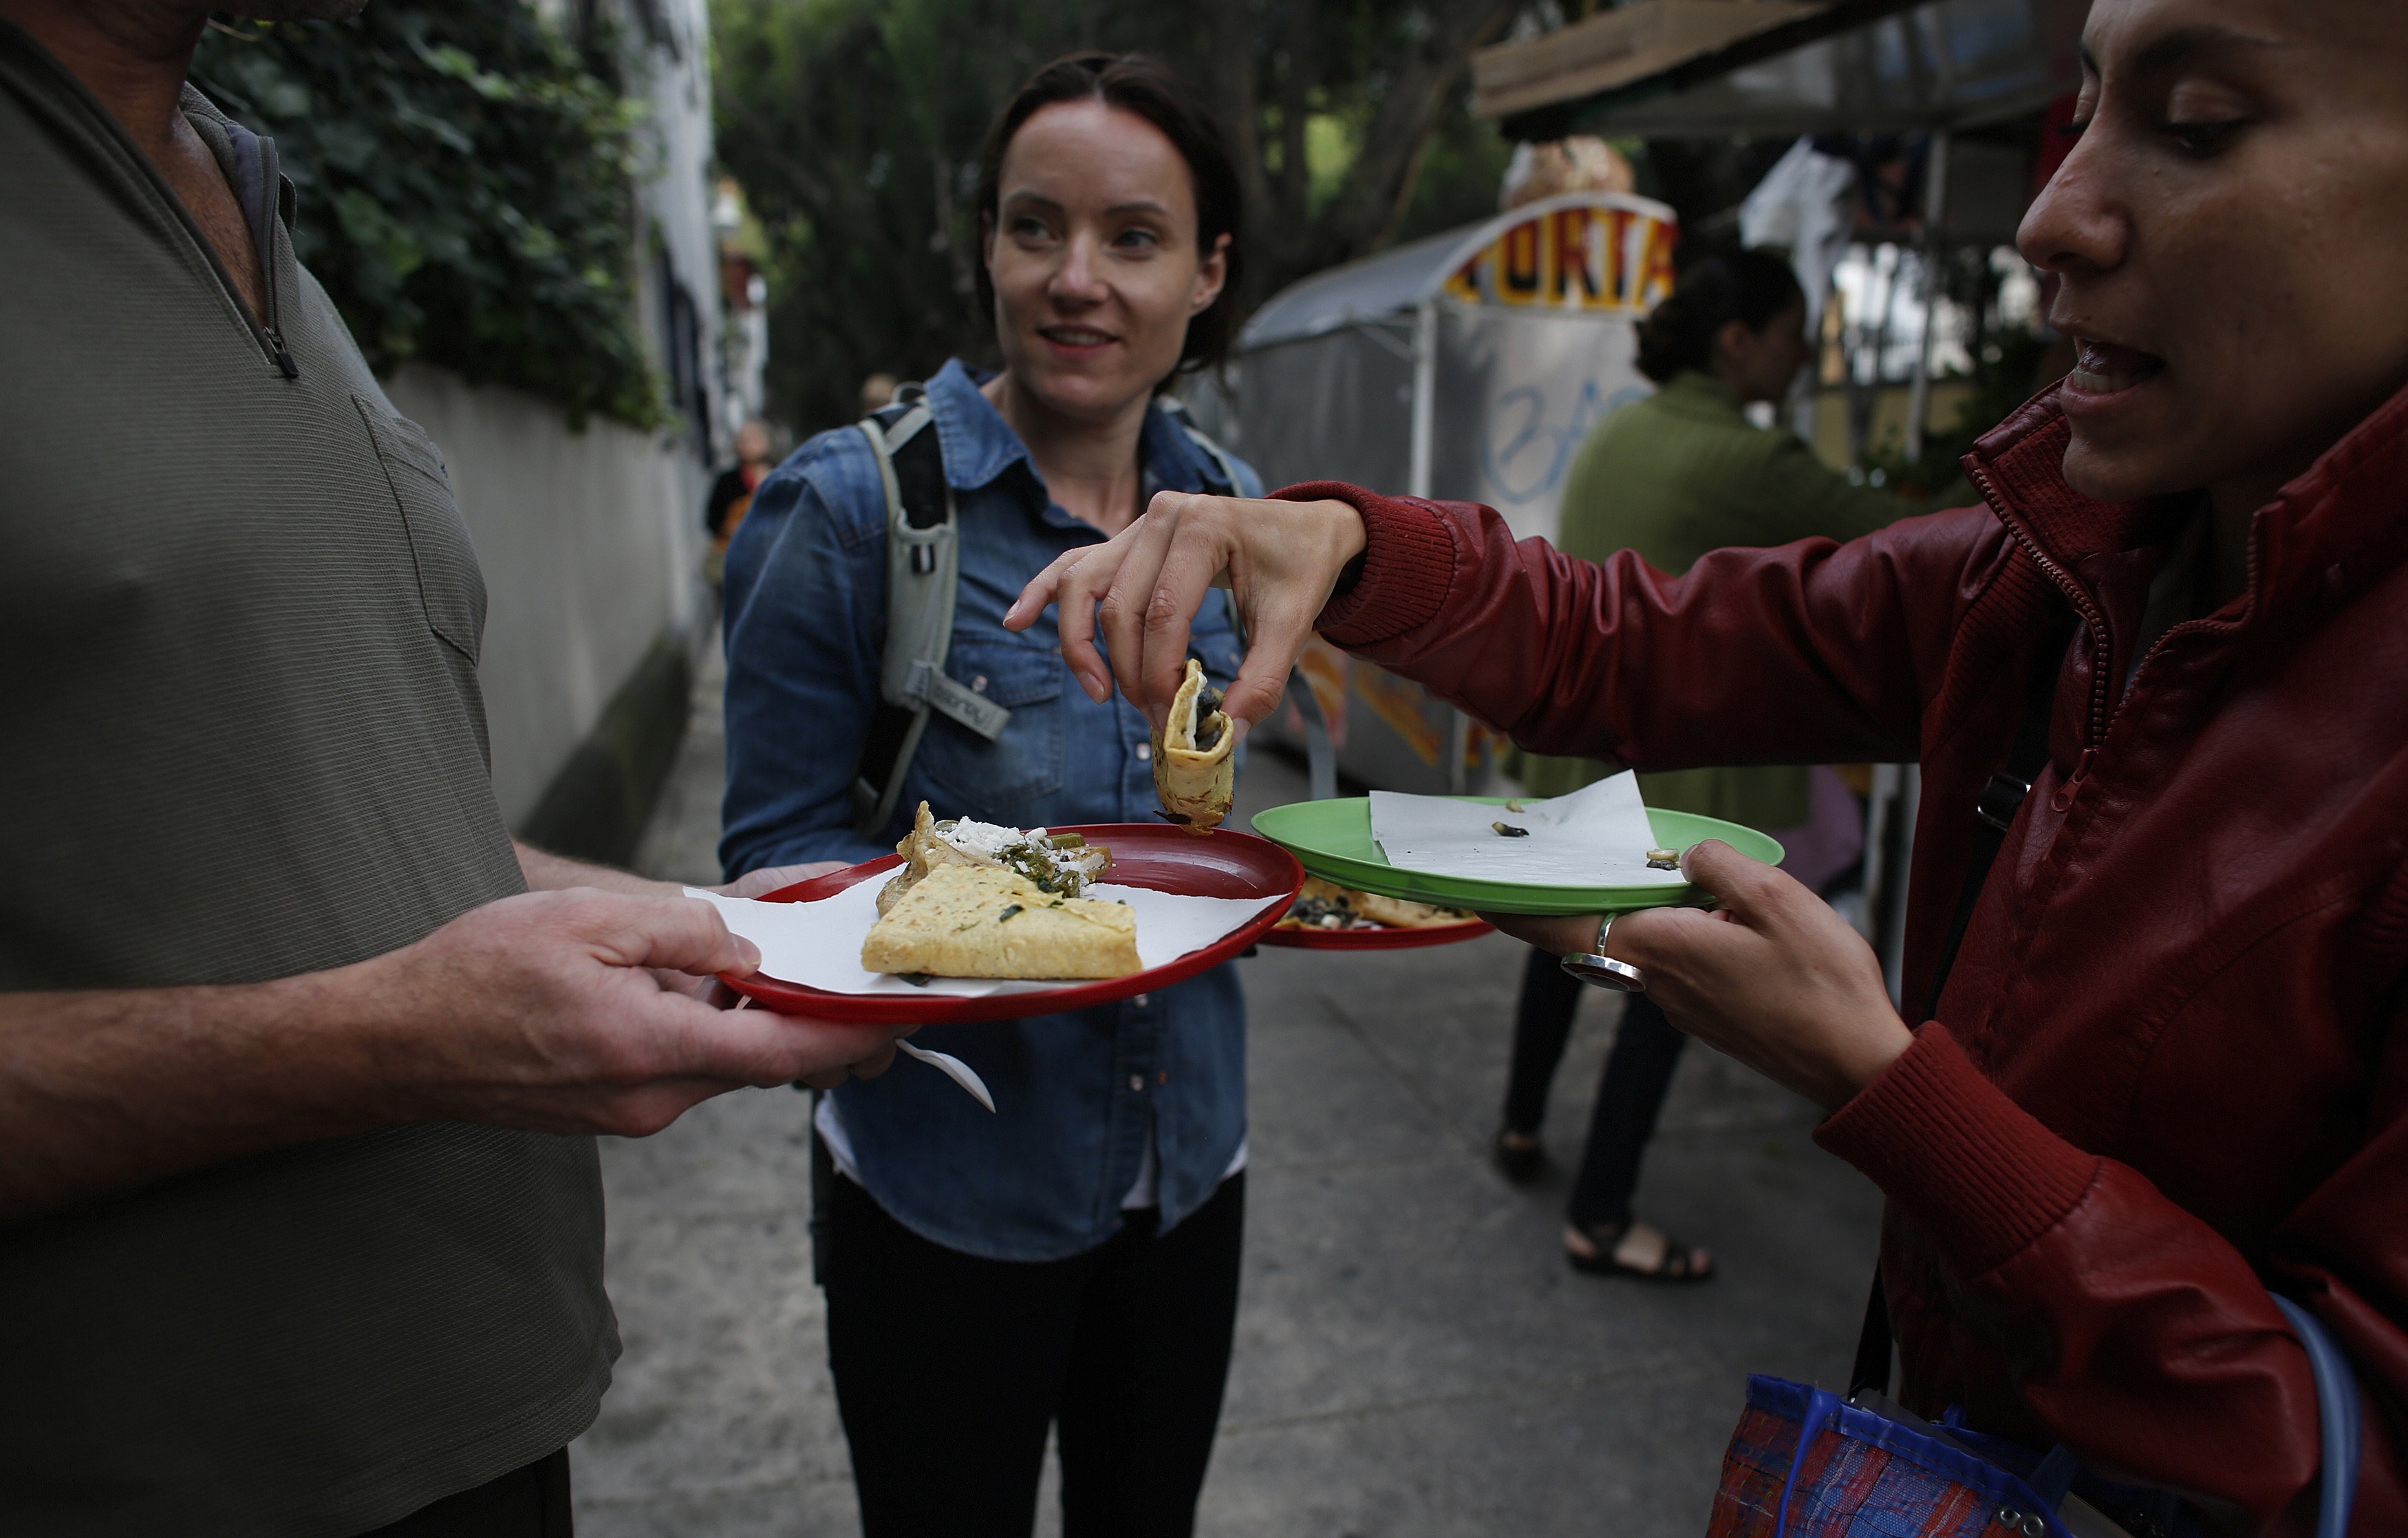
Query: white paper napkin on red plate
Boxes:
[
  {"xmin": 1368, "ymin": 771, "xmax": 1686, "ymax": 888},
  {"xmin": 685, "ymin": 878, "xmax": 1285, "ymax": 998}
]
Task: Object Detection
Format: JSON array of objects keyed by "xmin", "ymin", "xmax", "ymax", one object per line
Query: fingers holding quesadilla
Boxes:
[{"xmin": 1152, "ymin": 657, "xmax": 1235, "ymax": 835}]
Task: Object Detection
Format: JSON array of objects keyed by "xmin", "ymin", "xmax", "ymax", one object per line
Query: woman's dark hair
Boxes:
[
  {"xmin": 1633, "ymin": 248, "xmax": 1805, "ymax": 385},
  {"xmin": 973, "ymin": 52, "xmax": 1245, "ymax": 378}
]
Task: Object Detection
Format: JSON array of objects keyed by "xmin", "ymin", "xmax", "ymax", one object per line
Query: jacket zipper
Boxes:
[
  {"xmin": 1968, "ymin": 463, "xmax": 2112, "ymax": 811},
  {"xmin": 252, "ymin": 136, "xmax": 299, "ymax": 378},
  {"xmin": 1977, "ymin": 467, "xmax": 2272, "ymax": 816}
]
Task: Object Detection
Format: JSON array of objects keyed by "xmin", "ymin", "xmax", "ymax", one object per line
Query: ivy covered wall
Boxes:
[{"xmin": 193, "ymin": 3, "xmax": 664, "ymax": 429}]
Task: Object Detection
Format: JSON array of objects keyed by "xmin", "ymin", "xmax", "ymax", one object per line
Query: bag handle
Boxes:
[{"xmin": 2275, "ymin": 1296, "xmax": 2363, "ymax": 1538}]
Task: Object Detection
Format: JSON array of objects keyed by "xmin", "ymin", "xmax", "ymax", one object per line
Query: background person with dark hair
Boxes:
[
  {"xmin": 1493, "ymin": 248, "xmax": 1953, "ymax": 1282},
  {"xmin": 702, "ymin": 418, "xmax": 774, "ymax": 591},
  {"xmin": 718, "ymin": 52, "xmax": 1258, "ymax": 1538}
]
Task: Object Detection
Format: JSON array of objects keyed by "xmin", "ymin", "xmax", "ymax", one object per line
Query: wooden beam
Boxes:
[
  {"xmin": 1479, "ymin": 0, "xmax": 1935, "ymax": 141},
  {"xmin": 1473, "ymin": 1, "xmax": 1830, "ymax": 120}
]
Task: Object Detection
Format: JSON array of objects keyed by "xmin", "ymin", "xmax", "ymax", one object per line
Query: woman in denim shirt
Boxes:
[{"xmin": 720, "ymin": 54, "xmax": 1259, "ymax": 1538}]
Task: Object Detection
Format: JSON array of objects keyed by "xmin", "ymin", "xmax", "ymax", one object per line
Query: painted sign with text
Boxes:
[{"xmin": 1440, "ymin": 200, "xmax": 1677, "ymax": 315}]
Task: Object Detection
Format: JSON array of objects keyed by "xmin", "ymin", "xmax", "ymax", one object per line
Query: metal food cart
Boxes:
[{"xmin": 1186, "ymin": 191, "xmax": 1679, "ymax": 795}]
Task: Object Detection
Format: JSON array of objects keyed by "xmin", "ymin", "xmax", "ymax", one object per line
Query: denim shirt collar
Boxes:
[{"xmin": 923, "ymin": 359, "xmax": 1230, "ymax": 533}]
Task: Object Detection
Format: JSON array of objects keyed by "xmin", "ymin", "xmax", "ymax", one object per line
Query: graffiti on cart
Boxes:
[{"xmin": 1482, "ymin": 377, "xmax": 1648, "ymax": 505}]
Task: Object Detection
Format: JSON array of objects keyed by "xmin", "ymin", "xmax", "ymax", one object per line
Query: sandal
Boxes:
[
  {"xmin": 1564, "ymin": 1221, "xmax": 1714, "ymax": 1283},
  {"xmin": 1491, "ymin": 1129, "xmax": 1547, "ymax": 1187}
]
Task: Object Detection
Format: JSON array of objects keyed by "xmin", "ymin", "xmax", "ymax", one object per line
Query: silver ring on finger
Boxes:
[{"xmin": 1559, "ymin": 915, "xmax": 1646, "ymax": 992}]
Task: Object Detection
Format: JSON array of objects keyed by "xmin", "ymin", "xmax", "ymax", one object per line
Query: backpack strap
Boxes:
[
  {"xmin": 849, "ymin": 384, "xmax": 1011, "ymax": 838},
  {"xmin": 1918, "ymin": 617, "xmax": 2071, "ymax": 1023},
  {"xmin": 1851, "ymin": 612, "xmax": 2071, "ymax": 1402},
  {"xmin": 1157, "ymin": 394, "xmax": 1244, "ymax": 496}
]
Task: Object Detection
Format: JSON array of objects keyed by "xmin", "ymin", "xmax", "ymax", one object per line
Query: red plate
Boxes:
[
  {"xmin": 1257, "ymin": 916, "xmax": 1493, "ymax": 950},
  {"xmin": 724, "ymin": 824, "xmax": 1304, "ymax": 1023}
]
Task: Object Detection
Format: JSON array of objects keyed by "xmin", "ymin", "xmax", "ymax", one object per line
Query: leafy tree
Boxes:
[
  {"xmin": 1194, "ymin": 0, "xmax": 1524, "ymax": 301},
  {"xmin": 193, "ymin": 4, "xmax": 663, "ymax": 428},
  {"xmin": 713, "ymin": 0, "xmax": 1533, "ymax": 433}
]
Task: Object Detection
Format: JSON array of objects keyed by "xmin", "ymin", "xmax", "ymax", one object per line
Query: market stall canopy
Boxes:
[
  {"xmin": 1240, "ymin": 191, "xmax": 1679, "ymax": 353},
  {"xmin": 1475, "ymin": 0, "xmax": 2078, "ymax": 141},
  {"xmin": 1207, "ymin": 192, "xmax": 1681, "ymax": 795}
]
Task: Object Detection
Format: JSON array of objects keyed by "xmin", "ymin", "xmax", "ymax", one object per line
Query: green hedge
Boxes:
[{"xmin": 194, "ymin": 4, "xmax": 664, "ymax": 429}]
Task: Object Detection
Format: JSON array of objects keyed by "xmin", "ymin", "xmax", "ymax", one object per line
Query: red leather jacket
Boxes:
[{"xmin": 1288, "ymin": 383, "xmax": 2408, "ymax": 1531}]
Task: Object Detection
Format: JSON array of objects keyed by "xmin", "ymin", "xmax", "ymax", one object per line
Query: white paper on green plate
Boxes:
[{"xmin": 1367, "ymin": 771, "xmax": 1687, "ymax": 888}]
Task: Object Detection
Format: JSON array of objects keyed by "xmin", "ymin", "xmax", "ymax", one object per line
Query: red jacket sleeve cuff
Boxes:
[
  {"xmin": 1269, "ymin": 481, "xmax": 1457, "ymax": 648},
  {"xmin": 1815, "ymin": 1023, "xmax": 2103, "ymax": 1279}
]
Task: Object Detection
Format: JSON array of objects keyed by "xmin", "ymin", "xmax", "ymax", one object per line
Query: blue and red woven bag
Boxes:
[{"xmin": 1708, "ymin": 1296, "xmax": 2361, "ymax": 1538}]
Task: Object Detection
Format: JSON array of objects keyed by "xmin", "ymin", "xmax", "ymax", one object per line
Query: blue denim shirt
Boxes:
[{"xmin": 720, "ymin": 360, "xmax": 1261, "ymax": 1261}]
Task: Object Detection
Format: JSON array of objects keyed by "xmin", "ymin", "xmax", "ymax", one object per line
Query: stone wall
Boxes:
[{"xmin": 385, "ymin": 362, "xmax": 709, "ymax": 835}]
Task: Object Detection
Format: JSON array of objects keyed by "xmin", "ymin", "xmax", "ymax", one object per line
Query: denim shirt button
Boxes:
[
  {"xmin": 1129, "ymin": 1074, "xmax": 1145, "ymax": 1093},
  {"xmin": 1135, "ymin": 742, "xmax": 1152, "ymax": 761}
]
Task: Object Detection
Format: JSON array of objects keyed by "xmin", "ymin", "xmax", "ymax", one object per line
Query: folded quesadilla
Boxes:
[
  {"xmin": 1151, "ymin": 657, "xmax": 1234, "ymax": 835},
  {"xmin": 861, "ymin": 864, "xmax": 1142, "ymax": 980},
  {"xmin": 877, "ymin": 802, "xmax": 1111, "ymax": 916}
]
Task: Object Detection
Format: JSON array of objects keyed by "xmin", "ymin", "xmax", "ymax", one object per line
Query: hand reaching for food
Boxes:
[{"xmin": 1004, "ymin": 490, "xmax": 1366, "ymax": 731}]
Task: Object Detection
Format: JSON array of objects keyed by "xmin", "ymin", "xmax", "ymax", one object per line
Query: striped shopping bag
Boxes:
[{"xmin": 1708, "ymin": 1297, "xmax": 2360, "ymax": 1538}]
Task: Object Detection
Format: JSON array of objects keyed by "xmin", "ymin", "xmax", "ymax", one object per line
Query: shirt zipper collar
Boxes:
[
  {"xmin": 249, "ymin": 132, "xmax": 298, "ymax": 378},
  {"xmin": 151, "ymin": 88, "xmax": 297, "ymax": 379}
]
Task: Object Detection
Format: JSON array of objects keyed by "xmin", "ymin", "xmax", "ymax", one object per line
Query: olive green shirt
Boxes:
[
  {"xmin": 0, "ymin": 30, "xmax": 613, "ymax": 1537},
  {"xmin": 1518, "ymin": 370, "xmax": 1934, "ymax": 829}
]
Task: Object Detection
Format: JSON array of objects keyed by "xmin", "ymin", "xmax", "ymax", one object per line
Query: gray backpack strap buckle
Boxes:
[
  {"xmin": 912, "ymin": 661, "xmax": 1010, "ymax": 741},
  {"xmin": 848, "ymin": 385, "xmax": 1011, "ymax": 837}
]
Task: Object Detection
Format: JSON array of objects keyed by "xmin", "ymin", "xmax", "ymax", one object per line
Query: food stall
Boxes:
[
  {"xmin": 1186, "ymin": 191, "xmax": 1678, "ymax": 795},
  {"xmin": 1454, "ymin": 0, "xmax": 2085, "ymax": 994}
]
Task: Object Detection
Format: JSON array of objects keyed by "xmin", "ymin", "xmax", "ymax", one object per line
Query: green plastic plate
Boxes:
[{"xmin": 1249, "ymin": 797, "xmax": 1784, "ymax": 917}]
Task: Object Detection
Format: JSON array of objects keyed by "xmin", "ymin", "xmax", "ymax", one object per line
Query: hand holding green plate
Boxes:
[{"xmin": 1249, "ymin": 797, "xmax": 1784, "ymax": 917}]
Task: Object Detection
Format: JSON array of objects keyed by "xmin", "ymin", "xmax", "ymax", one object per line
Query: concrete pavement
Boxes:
[{"xmin": 573, "ymin": 648, "xmax": 1884, "ymax": 1536}]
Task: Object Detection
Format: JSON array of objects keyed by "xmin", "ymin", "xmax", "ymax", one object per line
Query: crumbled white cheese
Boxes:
[
  {"xmin": 938, "ymin": 818, "xmax": 1033, "ymax": 858},
  {"xmin": 936, "ymin": 818, "xmax": 1104, "ymax": 887}
]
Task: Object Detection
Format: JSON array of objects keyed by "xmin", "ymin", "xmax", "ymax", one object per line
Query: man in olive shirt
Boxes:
[{"xmin": 0, "ymin": 3, "xmax": 902, "ymax": 1534}]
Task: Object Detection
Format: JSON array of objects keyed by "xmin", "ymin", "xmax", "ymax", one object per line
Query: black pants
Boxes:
[
  {"xmin": 355, "ymin": 1449, "xmax": 571, "ymax": 1537},
  {"xmin": 822, "ymin": 1168, "xmax": 1245, "ymax": 1538},
  {"xmin": 1502, "ymin": 948, "xmax": 1687, "ymax": 1230}
]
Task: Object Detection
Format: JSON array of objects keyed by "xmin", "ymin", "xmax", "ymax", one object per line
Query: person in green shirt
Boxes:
[{"xmin": 1496, "ymin": 248, "xmax": 1937, "ymax": 1281}]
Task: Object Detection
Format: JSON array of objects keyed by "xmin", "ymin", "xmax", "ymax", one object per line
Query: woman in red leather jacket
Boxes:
[{"xmin": 1012, "ymin": 0, "xmax": 2408, "ymax": 1528}]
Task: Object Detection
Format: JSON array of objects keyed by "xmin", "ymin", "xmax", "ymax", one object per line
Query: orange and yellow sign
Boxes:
[{"xmin": 1441, "ymin": 200, "xmax": 1676, "ymax": 315}]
